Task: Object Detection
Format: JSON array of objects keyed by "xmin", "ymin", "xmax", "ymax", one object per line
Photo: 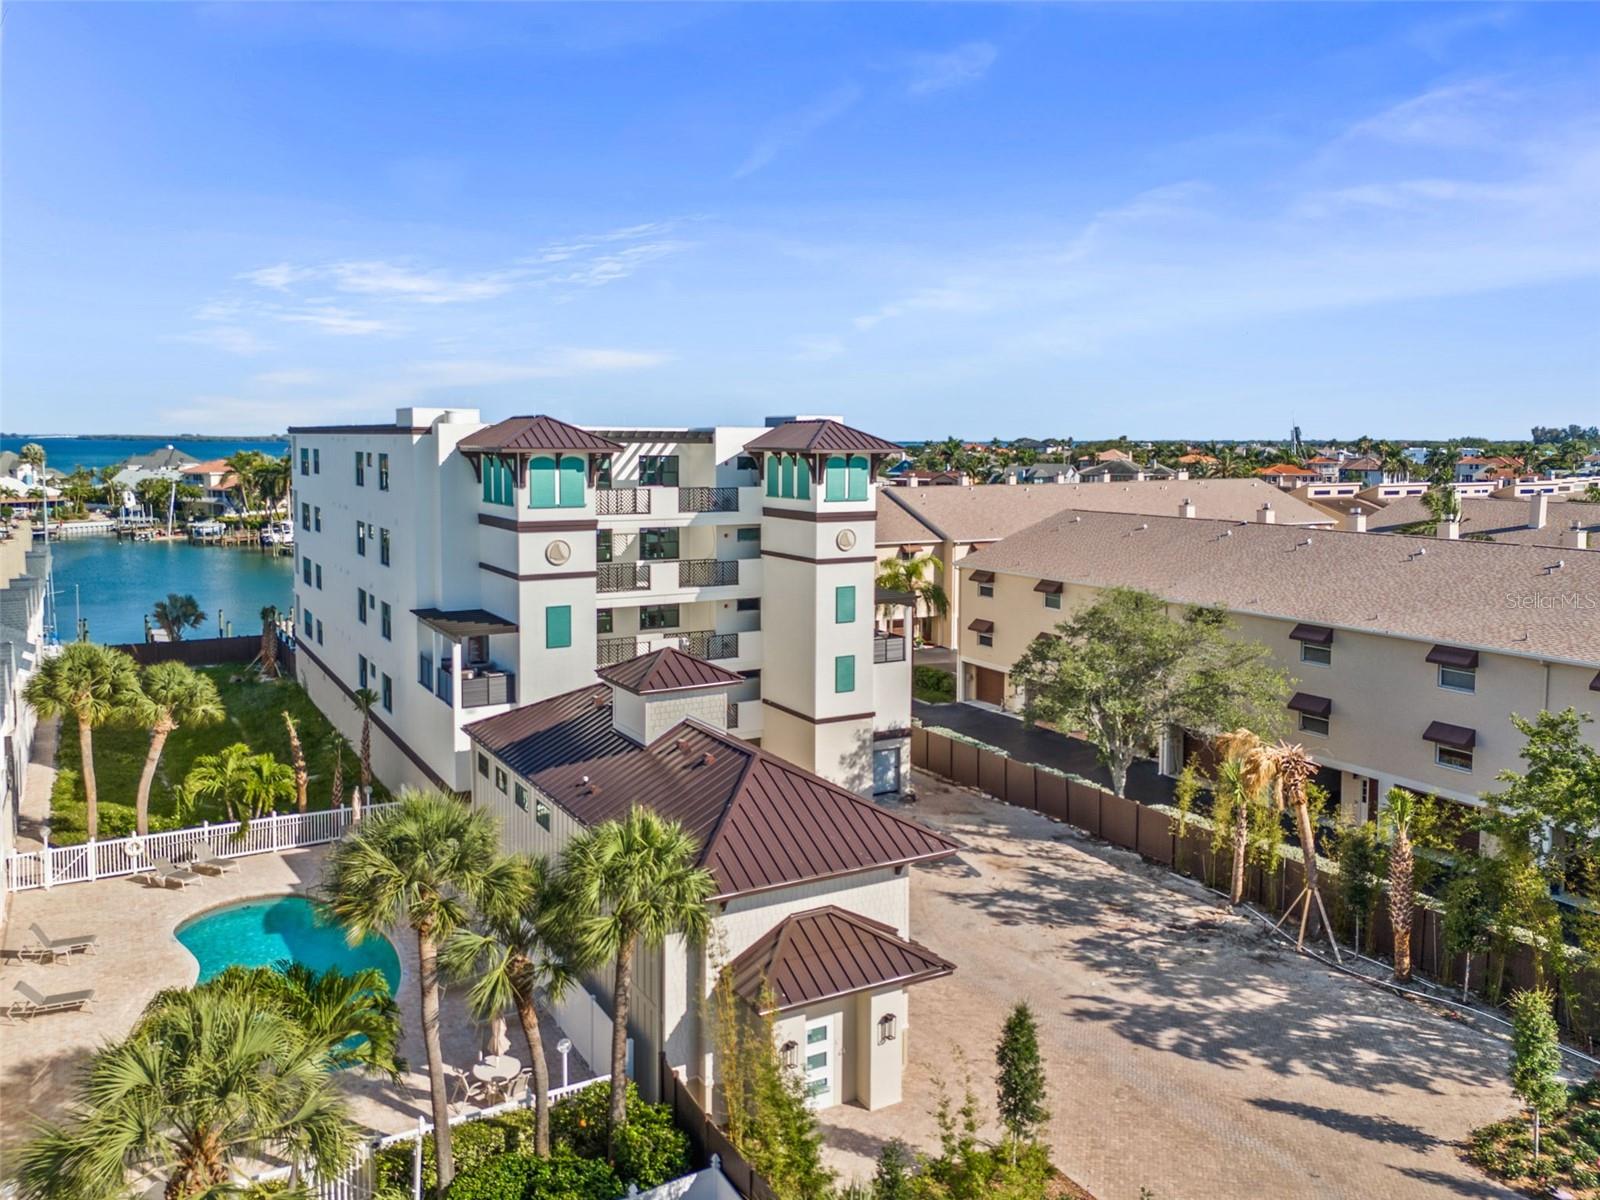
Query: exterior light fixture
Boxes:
[
  {"xmin": 780, "ymin": 1040, "xmax": 799, "ymax": 1070},
  {"xmin": 878, "ymin": 1013, "xmax": 898, "ymax": 1044}
]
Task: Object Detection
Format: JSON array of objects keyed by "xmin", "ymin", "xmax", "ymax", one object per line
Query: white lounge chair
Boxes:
[
  {"xmin": 23, "ymin": 923, "xmax": 97, "ymax": 962},
  {"xmin": 139, "ymin": 858, "xmax": 201, "ymax": 889},
  {"xmin": 188, "ymin": 845, "xmax": 237, "ymax": 876},
  {"xmin": 4, "ymin": 979, "xmax": 95, "ymax": 1023}
]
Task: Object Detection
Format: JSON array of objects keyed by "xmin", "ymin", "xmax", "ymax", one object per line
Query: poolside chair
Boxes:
[
  {"xmin": 23, "ymin": 923, "xmax": 97, "ymax": 962},
  {"xmin": 140, "ymin": 858, "xmax": 201, "ymax": 889},
  {"xmin": 4, "ymin": 979, "xmax": 95, "ymax": 1023},
  {"xmin": 444, "ymin": 1065, "xmax": 489, "ymax": 1112},
  {"xmin": 188, "ymin": 844, "xmax": 237, "ymax": 876}
]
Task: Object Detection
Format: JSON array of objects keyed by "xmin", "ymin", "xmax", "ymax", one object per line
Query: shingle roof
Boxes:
[
  {"xmin": 876, "ymin": 479, "xmax": 1331, "ymax": 546},
  {"xmin": 744, "ymin": 420, "xmax": 903, "ymax": 454},
  {"xmin": 1366, "ymin": 494, "xmax": 1600, "ymax": 549},
  {"xmin": 728, "ymin": 906, "xmax": 955, "ymax": 1012},
  {"xmin": 957, "ymin": 508, "xmax": 1600, "ymax": 664},
  {"xmin": 464, "ymin": 686, "xmax": 959, "ymax": 898},
  {"xmin": 457, "ymin": 416, "xmax": 622, "ymax": 454},
  {"xmin": 596, "ymin": 646, "xmax": 743, "ymax": 694}
]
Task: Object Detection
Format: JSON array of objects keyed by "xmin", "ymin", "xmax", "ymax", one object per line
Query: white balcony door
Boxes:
[{"xmin": 802, "ymin": 1014, "xmax": 837, "ymax": 1109}]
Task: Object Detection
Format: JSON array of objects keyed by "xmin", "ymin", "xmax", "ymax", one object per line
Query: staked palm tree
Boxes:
[
  {"xmin": 22, "ymin": 642, "xmax": 142, "ymax": 840},
  {"xmin": 152, "ymin": 593, "xmax": 206, "ymax": 642},
  {"xmin": 283, "ymin": 712, "xmax": 309, "ymax": 813},
  {"xmin": 350, "ymin": 687, "xmax": 378, "ymax": 819},
  {"xmin": 182, "ymin": 743, "xmax": 256, "ymax": 823},
  {"xmin": 443, "ymin": 855, "xmax": 579, "ymax": 1157},
  {"xmin": 320, "ymin": 790, "xmax": 511, "ymax": 1192},
  {"xmin": 562, "ymin": 808, "xmax": 714, "ymax": 1148},
  {"xmin": 130, "ymin": 662, "xmax": 224, "ymax": 835},
  {"xmin": 1385, "ymin": 786, "xmax": 1423, "ymax": 983},
  {"xmin": 12, "ymin": 987, "xmax": 358, "ymax": 1200},
  {"xmin": 260, "ymin": 605, "xmax": 280, "ymax": 678}
]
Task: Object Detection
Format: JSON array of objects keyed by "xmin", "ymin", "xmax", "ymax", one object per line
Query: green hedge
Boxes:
[
  {"xmin": 446, "ymin": 1148, "xmax": 620, "ymax": 1200},
  {"xmin": 911, "ymin": 666, "xmax": 954, "ymax": 703}
]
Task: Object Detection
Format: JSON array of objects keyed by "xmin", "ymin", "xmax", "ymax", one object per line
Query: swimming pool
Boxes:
[{"xmin": 176, "ymin": 895, "xmax": 402, "ymax": 994}]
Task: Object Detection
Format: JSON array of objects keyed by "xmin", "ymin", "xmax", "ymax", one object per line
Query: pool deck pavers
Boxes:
[{"xmin": 0, "ymin": 845, "xmax": 588, "ymax": 1170}]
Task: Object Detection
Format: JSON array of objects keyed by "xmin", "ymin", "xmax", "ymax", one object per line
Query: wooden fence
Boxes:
[
  {"xmin": 661, "ymin": 1054, "xmax": 777, "ymax": 1200},
  {"xmin": 111, "ymin": 634, "xmax": 263, "ymax": 666},
  {"xmin": 911, "ymin": 725, "xmax": 1550, "ymax": 1019}
]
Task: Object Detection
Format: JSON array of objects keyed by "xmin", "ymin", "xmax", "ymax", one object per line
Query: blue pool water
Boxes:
[{"xmin": 176, "ymin": 895, "xmax": 402, "ymax": 993}]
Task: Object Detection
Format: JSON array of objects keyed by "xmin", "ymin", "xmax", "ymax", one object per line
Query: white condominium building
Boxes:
[{"xmin": 286, "ymin": 409, "xmax": 913, "ymax": 799}]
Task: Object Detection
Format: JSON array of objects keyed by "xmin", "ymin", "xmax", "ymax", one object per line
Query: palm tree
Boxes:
[
  {"xmin": 875, "ymin": 554, "xmax": 948, "ymax": 638},
  {"xmin": 22, "ymin": 642, "xmax": 142, "ymax": 840},
  {"xmin": 182, "ymin": 743, "xmax": 256, "ymax": 823},
  {"xmin": 350, "ymin": 687, "xmax": 378, "ymax": 819},
  {"xmin": 241, "ymin": 752, "xmax": 296, "ymax": 820},
  {"xmin": 130, "ymin": 662, "xmax": 223, "ymax": 835},
  {"xmin": 253, "ymin": 453, "xmax": 292, "ymax": 515},
  {"xmin": 283, "ymin": 712, "xmax": 309, "ymax": 813},
  {"xmin": 224, "ymin": 450, "xmax": 268, "ymax": 517},
  {"xmin": 152, "ymin": 592, "xmax": 205, "ymax": 642},
  {"xmin": 19, "ymin": 443, "xmax": 48, "ymax": 527},
  {"xmin": 443, "ymin": 855, "xmax": 578, "ymax": 1157},
  {"xmin": 60, "ymin": 467, "xmax": 96, "ymax": 517},
  {"xmin": 260, "ymin": 605, "xmax": 280, "ymax": 678},
  {"xmin": 329, "ymin": 734, "xmax": 347, "ymax": 810},
  {"xmin": 1211, "ymin": 730, "xmax": 1271, "ymax": 906},
  {"xmin": 12, "ymin": 987, "xmax": 358, "ymax": 1200},
  {"xmin": 562, "ymin": 808, "xmax": 714, "ymax": 1147},
  {"xmin": 1385, "ymin": 787, "xmax": 1422, "ymax": 983},
  {"xmin": 321, "ymin": 790, "xmax": 511, "ymax": 1192}
]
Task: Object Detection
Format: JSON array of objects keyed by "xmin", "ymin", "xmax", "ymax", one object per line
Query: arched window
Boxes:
[
  {"xmin": 781, "ymin": 454, "xmax": 796, "ymax": 499},
  {"xmin": 795, "ymin": 456, "xmax": 810, "ymax": 499},
  {"xmin": 824, "ymin": 455, "xmax": 848, "ymax": 501},
  {"xmin": 847, "ymin": 455, "xmax": 870, "ymax": 501},
  {"xmin": 527, "ymin": 455, "xmax": 557, "ymax": 508},
  {"xmin": 557, "ymin": 455, "xmax": 586, "ymax": 508},
  {"xmin": 766, "ymin": 455, "xmax": 781, "ymax": 497}
]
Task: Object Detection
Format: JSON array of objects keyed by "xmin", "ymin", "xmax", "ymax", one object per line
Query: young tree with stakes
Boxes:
[
  {"xmin": 1508, "ymin": 987, "xmax": 1567, "ymax": 1162},
  {"xmin": 995, "ymin": 1002, "xmax": 1049, "ymax": 1164},
  {"xmin": 283, "ymin": 712, "xmax": 309, "ymax": 813}
]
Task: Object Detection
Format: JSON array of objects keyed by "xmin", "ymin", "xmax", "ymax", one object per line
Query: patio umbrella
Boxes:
[{"xmin": 487, "ymin": 1013, "xmax": 510, "ymax": 1058}]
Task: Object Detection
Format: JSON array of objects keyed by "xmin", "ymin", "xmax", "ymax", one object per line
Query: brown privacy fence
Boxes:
[
  {"xmin": 660, "ymin": 1054, "xmax": 778, "ymax": 1200},
  {"xmin": 912, "ymin": 724, "xmax": 1558, "ymax": 1024},
  {"xmin": 109, "ymin": 634, "xmax": 296, "ymax": 675}
]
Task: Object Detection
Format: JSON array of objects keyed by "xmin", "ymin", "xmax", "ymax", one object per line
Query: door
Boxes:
[
  {"xmin": 974, "ymin": 666, "xmax": 1005, "ymax": 706},
  {"xmin": 873, "ymin": 746, "xmax": 902, "ymax": 796},
  {"xmin": 802, "ymin": 1015, "xmax": 837, "ymax": 1109}
]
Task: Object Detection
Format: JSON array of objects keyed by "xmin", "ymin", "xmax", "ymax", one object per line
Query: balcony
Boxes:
[
  {"xmin": 459, "ymin": 667, "xmax": 516, "ymax": 709},
  {"xmin": 676, "ymin": 558, "xmax": 739, "ymax": 588},
  {"xmin": 597, "ymin": 636, "xmax": 639, "ymax": 666},
  {"xmin": 596, "ymin": 629, "xmax": 746, "ymax": 667},
  {"xmin": 682, "ymin": 630, "xmax": 740, "ymax": 660},
  {"xmin": 679, "ymin": 486, "xmax": 740, "ymax": 514},
  {"xmin": 873, "ymin": 633, "xmax": 907, "ymax": 663},
  {"xmin": 598, "ymin": 562, "xmax": 652, "ymax": 593},
  {"xmin": 596, "ymin": 488, "xmax": 651, "ymax": 516}
]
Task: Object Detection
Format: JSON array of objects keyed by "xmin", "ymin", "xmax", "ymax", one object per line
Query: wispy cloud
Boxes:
[
  {"xmin": 906, "ymin": 42, "xmax": 998, "ymax": 97},
  {"xmin": 1336, "ymin": 78, "xmax": 1511, "ymax": 150},
  {"xmin": 327, "ymin": 261, "xmax": 517, "ymax": 303},
  {"xmin": 177, "ymin": 324, "xmax": 271, "ymax": 356},
  {"xmin": 734, "ymin": 84, "xmax": 862, "ymax": 179},
  {"xmin": 274, "ymin": 306, "xmax": 394, "ymax": 337}
]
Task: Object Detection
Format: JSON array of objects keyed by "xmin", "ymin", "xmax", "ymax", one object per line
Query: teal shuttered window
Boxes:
[
  {"xmin": 482, "ymin": 456, "xmax": 515, "ymax": 506},
  {"xmin": 546, "ymin": 605, "xmax": 572, "ymax": 649},
  {"xmin": 835, "ymin": 585, "xmax": 855, "ymax": 624},
  {"xmin": 834, "ymin": 654, "xmax": 855, "ymax": 693}
]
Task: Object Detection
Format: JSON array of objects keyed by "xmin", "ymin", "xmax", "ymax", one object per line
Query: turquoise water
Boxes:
[
  {"xmin": 47, "ymin": 535, "xmax": 293, "ymax": 645},
  {"xmin": 1, "ymin": 435, "xmax": 288, "ymax": 474},
  {"xmin": 176, "ymin": 895, "xmax": 402, "ymax": 993}
]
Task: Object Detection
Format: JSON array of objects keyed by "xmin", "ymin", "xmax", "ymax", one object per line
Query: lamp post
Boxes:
[{"xmin": 556, "ymin": 1037, "xmax": 572, "ymax": 1090}]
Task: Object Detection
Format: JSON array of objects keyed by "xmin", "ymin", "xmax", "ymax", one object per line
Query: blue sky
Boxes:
[{"xmin": 4, "ymin": 3, "xmax": 1597, "ymax": 439}]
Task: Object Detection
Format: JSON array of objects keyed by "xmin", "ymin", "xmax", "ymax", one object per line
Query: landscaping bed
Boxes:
[{"xmin": 1470, "ymin": 1079, "xmax": 1600, "ymax": 1196}]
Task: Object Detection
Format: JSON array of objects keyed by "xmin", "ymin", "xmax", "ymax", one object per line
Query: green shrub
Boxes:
[
  {"xmin": 912, "ymin": 666, "xmax": 954, "ymax": 704},
  {"xmin": 374, "ymin": 1111, "xmax": 537, "ymax": 1197},
  {"xmin": 445, "ymin": 1148, "xmax": 621, "ymax": 1200},
  {"xmin": 549, "ymin": 1081, "xmax": 689, "ymax": 1188}
]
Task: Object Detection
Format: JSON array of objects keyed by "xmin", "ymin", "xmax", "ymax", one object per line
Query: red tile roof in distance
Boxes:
[
  {"xmin": 463, "ymin": 685, "xmax": 959, "ymax": 898},
  {"xmin": 744, "ymin": 419, "xmax": 903, "ymax": 455},
  {"xmin": 457, "ymin": 415, "xmax": 622, "ymax": 454},
  {"xmin": 596, "ymin": 646, "xmax": 743, "ymax": 695},
  {"xmin": 728, "ymin": 905, "xmax": 955, "ymax": 1011}
]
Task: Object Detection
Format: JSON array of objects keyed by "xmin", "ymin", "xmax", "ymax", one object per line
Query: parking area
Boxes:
[{"xmin": 821, "ymin": 771, "xmax": 1520, "ymax": 1199}]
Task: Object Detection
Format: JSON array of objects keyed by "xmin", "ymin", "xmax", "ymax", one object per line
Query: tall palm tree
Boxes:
[
  {"xmin": 1211, "ymin": 730, "xmax": 1271, "ymax": 906},
  {"xmin": 1384, "ymin": 787, "xmax": 1423, "ymax": 983},
  {"xmin": 321, "ymin": 790, "xmax": 511, "ymax": 1192},
  {"xmin": 260, "ymin": 605, "xmax": 280, "ymax": 678},
  {"xmin": 22, "ymin": 642, "xmax": 142, "ymax": 840},
  {"xmin": 253, "ymin": 453, "xmax": 292, "ymax": 515},
  {"xmin": 328, "ymin": 734, "xmax": 347, "ymax": 810},
  {"xmin": 875, "ymin": 554, "xmax": 948, "ymax": 637},
  {"xmin": 444, "ymin": 855, "xmax": 578, "ymax": 1157},
  {"xmin": 152, "ymin": 593, "xmax": 205, "ymax": 642},
  {"xmin": 182, "ymin": 742, "xmax": 256, "ymax": 823},
  {"xmin": 283, "ymin": 712, "xmax": 309, "ymax": 813},
  {"xmin": 130, "ymin": 662, "xmax": 224, "ymax": 835},
  {"xmin": 12, "ymin": 987, "xmax": 357, "ymax": 1200},
  {"xmin": 562, "ymin": 808, "xmax": 714, "ymax": 1147},
  {"xmin": 350, "ymin": 687, "xmax": 378, "ymax": 819},
  {"xmin": 224, "ymin": 450, "xmax": 268, "ymax": 517}
]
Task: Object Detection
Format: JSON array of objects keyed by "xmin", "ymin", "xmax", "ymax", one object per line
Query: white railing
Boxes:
[{"xmin": 3, "ymin": 803, "xmax": 399, "ymax": 893}]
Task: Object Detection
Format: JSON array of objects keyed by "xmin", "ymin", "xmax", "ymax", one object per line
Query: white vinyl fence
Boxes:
[{"xmin": 3, "ymin": 803, "xmax": 398, "ymax": 893}]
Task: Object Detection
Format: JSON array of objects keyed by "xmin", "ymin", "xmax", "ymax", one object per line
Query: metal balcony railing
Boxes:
[
  {"xmin": 460, "ymin": 669, "xmax": 515, "ymax": 708},
  {"xmin": 597, "ymin": 636, "xmax": 639, "ymax": 666},
  {"xmin": 679, "ymin": 486, "xmax": 741, "ymax": 513},
  {"xmin": 727, "ymin": 699, "xmax": 739, "ymax": 730},
  {"xmin": 596, "ymin": 488, "xmax": 651, "ymax": 516},
  {"xmin": 682, "ymin": 630, "xmax": 740, "ymax": 660},
  {"xmin": 676, "ymin": 558, "xmax": 739, "ymax": 588},
  {"xmin": 873, "ymin": 633, "xmax": 907, "ymax": 663},
  {"xmin": 598, "ymin": 562, "xmax": 652, "ymax": 592}
]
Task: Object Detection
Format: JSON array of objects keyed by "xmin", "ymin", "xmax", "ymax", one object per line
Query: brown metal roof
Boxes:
[
  {"xmin": 1426, "ymin": 644, "xmax": 1480, "ymax": 670},
  {"xmin": 457, "ymin": 416, "xmax": 622, "ymax": 454},
  {"xmin": 1287, "ymin": 692, "xmax": 1332, "ymax": 719},
  {"xmin": 596, "ymin": 647, "xmax": 743, "ymax": 695},
  {"xmin": 412, "ymin": 607, "xmax": 518, "ymax": 640},
  {"xmin": 1032, "ymin": 579, "xmax": 1063, "ymax": 594},
  {"xmin": 967, "ymin": 618, "xmax": 994, "ymax": 633},
  {"xmin": 464, "ymin": 685, "xmax": 960, "ymax": 899},
  {"xmin": 968, "ymin": 570, "xmax": 995, "ymax": 584},
  {"xmin": 1289, "ymin": 623, "xmax": 1334, "ymax": 646},
  {"xmin": 727, "ymin": 905, "xmax": 955, "ymax": 1012},
  {"xmin": 1423, "ymin": 720, "xmax": 1476, "ymax": 749},
  {"xmin": 743, "ymin": 420, "xmax": 902, "ymax": 455},
  {"xmin": 1591, "ymin": 671, "xmax": 1600, "ymax": 693}
]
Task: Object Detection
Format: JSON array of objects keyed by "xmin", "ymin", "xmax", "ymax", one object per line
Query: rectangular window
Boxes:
[
  {"xmin": 300, "ymin": 448, "xmax": 309, "ymax": 476},
  {"xmin": 358, "ymin": 655, "xmax": 368, "ymax": 688},
  {"xmin": 419, "ymin": 653, "xmax": 433, "ymax": 690},
  {"xmin": 314, "ymin": 506, "xmax": 322, "ymax": 532},
  {"xmin": 834, "ymin": 654, "xmax": 855, "ymax": 693},
  {"xmin": 315, "ymin": 564, "xmax": 322, "ymax": 589},
  {"xmin": 736, "ymin": 527, "xmax": 761, "ymax": 543},
  {"xmin": 640, "ymin": 605, "xmax": 679, "ymax": 631},
  {"xmin": 1438, "ymin": 665, "xmax": 1476, "ymax": 693},
  {"xmin": 638, "ymin": 455, "xmax": 679, "ymax": 487},
  {"xmin": 356, "ymin": 522, "xmax": 367, "ymax": 556},
  {"xmin": 1298, "ymin": 713, "xmax": 1330, "ymax": 737},
  {"xmin": 381, "ymin": 602, "xmax": 392, "ymax": 640},
  {"xmin": 303, "ymin": 556, "xmax": 313, "ymax": 585},
  {"xmin": 978, "ymin": 584, "xmax": 994, "ymax": 598},
  {"xmin": 377, "ymin": 453, "xmax": 389, "ymax": 491},
  {"xmin": 357, "ymin": 589, "xmax": 367, "ymax": 623},
  {"xmin": 546, "ymin": 605, "xmax": 572, "ymax": 649},
  {"xmin": 355, "ymin": 451, "xmax": 365, "ymax": 486},
  {"xmin": 301, "ymin": 501, "xmax": 311, "ymax": 531},
  {"xmin": 596, "ymin": 530, "xmax": 613, "ymax": 563},
  {"xmin": 380, "ymin": 528, "xmax": 391, "ymax": 566},
  {"xmin": 316, "ymin": 619, "xmax": 323, "ymax": 645},
  {"xmin": 381, "ymin": 673, "xmax": 392, "ymax": 712},
  {"xmin": 595, "ymin": 456, "xmax": 613, "ymax": 489},
  {"xmin": 478, "ymin": 752, "xmax": 489, "ymax": 778},
  {"xmin": 536, "ymin": 799, "xmax": 551, "ymax": 830},
  {"xmin": 514, "ymin": 783, "xmax": 528, "ymax": 811},
  {"xmin": 597, "ymin": 608, "xmax": 613, "ymax": 635},
  {"xmin": 736, "ymin": 455, "xmax": 757, "ymax": 472},
  {"xmin": 303, "ymin": 608, "xmax": 313, "ymax": 635},
  {"xmin": 835, "ymin": 585, "xmax": 855, "ymax": 624},
  {"xmin": 736, "ymin": 597, "xmax": 760, "ymax": 612},
  {"xmin": 494, "ymin": 766, "xmax": 507, "ymax": 792},
  {"xmin": 1436, "ymin": 745, "xmax": 1473, "ymax": 772},
  {"xmin": 312, "ymin": 448, "xmax": 320, "ymax": 475},
  {"xmin": 978, "ymin": 633, "xmax": 994, "ymax": 648},
  {"xmin": 1044, "ymin": 592, "xmax": 1062, "ymax": 610},
  {"xmin": 1301, "ymin": 643, "xmax": 1332, "ymax": 667},
  {"xmin": 640, "ymin": 527, "xmax": 679, "ymax": 560}
]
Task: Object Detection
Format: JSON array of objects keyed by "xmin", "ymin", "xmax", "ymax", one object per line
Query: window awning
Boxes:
[
  {"xmin": 967, "ymin": 618, "xmax": 995, "ymax": 634},
  {"xmin": 1591, "ymin": 671, "xmax": 1600, "ymax": 693},
  {"xmin": 1426, "ymin": 645, "xmax": 1479, "ymax": 670},
  {"xmin": 1288, "ymin": 623, "xmax": 1333, "ymax": 646},
  {"xmin": 969, "ymin": 570, "xmax": 995, "ymax": 584},
  {"xmin": 1287, "ymin": 692, "xmax": 1332, "ymax": 719},
  {"xmin": 1423, "ymin": 720, "xmax": 1476, "ymax": 750},
  {"xmin": 1032, "ymin": 579, "xmax": 1063, "ymax": 594}
]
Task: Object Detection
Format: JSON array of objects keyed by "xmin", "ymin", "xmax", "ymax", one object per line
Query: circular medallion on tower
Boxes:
[
  {"xmin": 835, "ymin": 529, "xmax": 857, "ymax": 552},
  {"xmin": 545, "ymin": 539, "xmax": 572, "ymax": 566}
]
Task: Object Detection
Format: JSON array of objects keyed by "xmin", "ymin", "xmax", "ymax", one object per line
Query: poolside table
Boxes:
[{"xmin": 472, "ymin": 1054, "xmax": 522, "ymax": 1103}]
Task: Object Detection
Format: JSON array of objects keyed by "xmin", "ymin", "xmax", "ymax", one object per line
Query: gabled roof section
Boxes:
[
  {"xmin": 728, "ymin": 905, "xmax": 955, "ymax": 1011},
  {"xmin": 457, "ymin": 415, "xmax": 622, "ymax": 454},
  {"xmin": 464, "ymin": 688, "xmax": 959, "ymax": 898},
  {"xmin": 744, "ymin": 420, "xmax": 902, "ymax": 455},
  {"xmin": 597, "ymin": 646, "xmax": 743, "ymax": 695}
]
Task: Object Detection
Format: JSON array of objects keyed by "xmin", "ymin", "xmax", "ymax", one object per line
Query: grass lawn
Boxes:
[
  {"xmin": 913, "ymin": 664, "xmax": 956, "ymax": 704},
  {"xmin": 48, "ymin": 667, "xmax": 390, "ymax": 843}
]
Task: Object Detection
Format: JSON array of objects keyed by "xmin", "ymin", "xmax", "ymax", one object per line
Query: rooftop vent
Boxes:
[{"xmin": 701, "ymin": 752, "xmax": 716, "ymax": 766}]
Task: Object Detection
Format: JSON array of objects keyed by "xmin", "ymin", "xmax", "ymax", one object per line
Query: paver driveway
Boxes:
[{"xmin": 822, "ymin": 772, "xmax": 1522, "ymax": 1200}]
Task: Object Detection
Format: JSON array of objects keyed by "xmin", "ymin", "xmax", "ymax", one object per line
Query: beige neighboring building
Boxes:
[
  {"xmin": 464, "ymin": 647, "xmax": 958, "ymax": 1111},
  {"xmin": 950, "ymin": 509, "xmax": 1600, "ymax": 822},
  {"xmin": 875, "ymin": 479, "xmax": 1333, "ymax": 647}
]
